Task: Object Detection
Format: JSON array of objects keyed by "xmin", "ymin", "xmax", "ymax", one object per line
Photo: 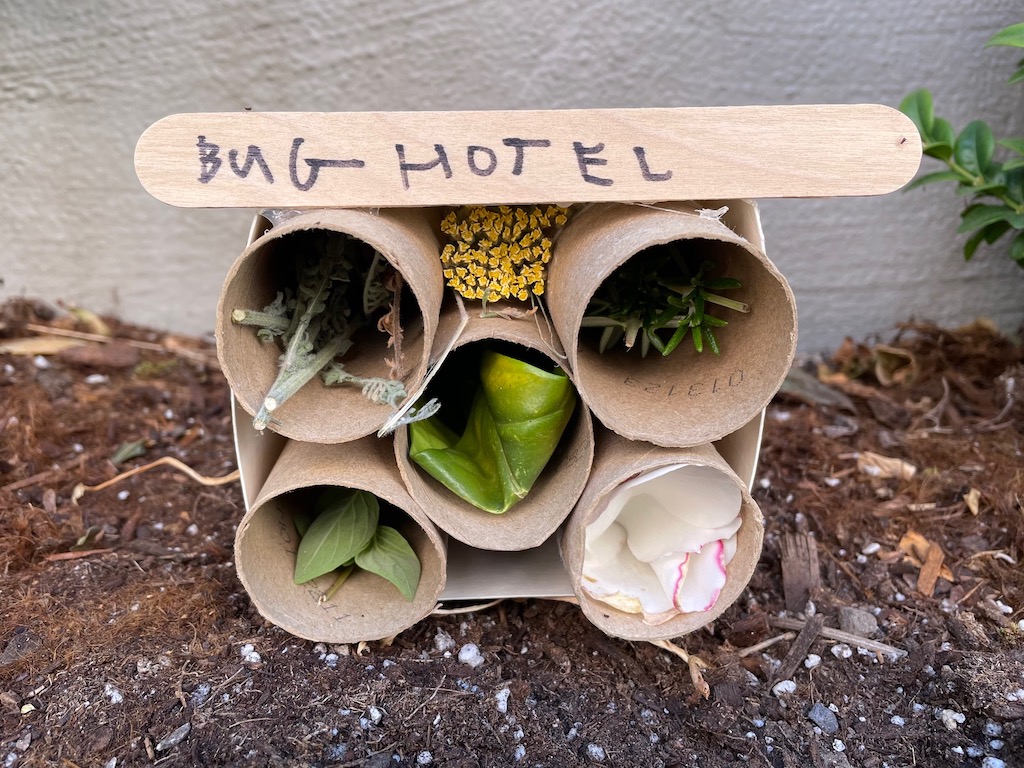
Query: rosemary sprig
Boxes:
[{"xmin": 582, "ymin": 243, "xmax": 749, "ymax": 357}]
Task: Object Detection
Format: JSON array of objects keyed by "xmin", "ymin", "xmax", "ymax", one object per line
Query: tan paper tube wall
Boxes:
[
  {"xmin": 235, "ymin": 436, "xmax": 447, "ymax": 644},
  {"xmin": 546, "ymin": 200, "xmax": 797, "ymax": 447},
  {"xmin": 217, "ymin": 208, "xmax": 444, "ymax": 443}
]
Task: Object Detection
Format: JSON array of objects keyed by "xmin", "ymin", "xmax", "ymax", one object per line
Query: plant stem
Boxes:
[
  {"xmin": 231, "ymin": 309, "xmax": 290, "ymax": 333},
  {"xmin": 321, "ymin": 564, "xmax": 355, "ymax": 603},
  {"xmin": 254, "ymin": 334, "xmax": 349, "ymax": 431}
]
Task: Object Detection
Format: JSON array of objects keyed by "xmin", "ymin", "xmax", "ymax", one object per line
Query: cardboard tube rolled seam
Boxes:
[
  {"xmin": 545, "ymin": 201, "xmax": 797, "ymax": 448},
  {"xmin": 395, "ymin": 301, "xmax": 595, "ymax": 551},
  {"xmin": 217, "ymin": 208, "xmax": 444, "ymax": 444},
  {"xmin": 236, "ymin": 436, "xmax": 447, "ymax": 644},
  {"xmin": 561, "ymin": 429, "xmax": 764, "ymax": 642}
]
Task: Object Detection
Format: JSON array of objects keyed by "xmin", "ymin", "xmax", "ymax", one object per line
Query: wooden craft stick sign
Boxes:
[{"xmin": 135, "ymin": 106, "xmax": 921, "ymax": 207}]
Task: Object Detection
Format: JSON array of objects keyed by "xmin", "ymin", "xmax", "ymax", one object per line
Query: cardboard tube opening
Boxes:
[
  {"xmin": 217, "ymin": 208, "xmax": 444, "ymax": 443},
  {"xmin": 236, "ymin": 437, "xmax": 446, "ymax": 643},
  {"xmin": 546, "ymin": 201, "xmax": 796, "ymax": 447},
  {"xmin": 395, "ymin": 302, "xmax": 595, "ymax": 551},
  {"xmin": 561, "ymin": 430, "xmax": 764, "ymax": 642}
]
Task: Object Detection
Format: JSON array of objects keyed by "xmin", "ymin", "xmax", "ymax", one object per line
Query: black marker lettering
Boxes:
[
  {"xmin": 467, "ymin": 145, "xmax": 498, "ymax": 177},
  {"xmin": 633, "ymin": 146, "xmax": 673, "ymax": 181},
  {"xmin": 228, "ymin": 145, "xmax": 274, "ymax": 184},
  {"xmin": 688, "ymin": 383, "xmax": 704, "ymax": 397},
  {"xmin": 196, "ymin": 136, "xmax": 222, "ymax": 184},
  {"xmin": 289, "ymin": 138, "xmax": 365, "ymax": 192},
  {"xmin": 395, "ymin": 143, "xmax": 453, "ymax": 190},
  {"xmin": 729, "ymin": 370, "xmax": 744, "ymax": 387},
  {"xmin": 502, "ymin": 138, "xmax": 551, "ymax": 175},
  {"xmin": 572, "ymin": 142, "xmax": 613, "ymax": 186}
]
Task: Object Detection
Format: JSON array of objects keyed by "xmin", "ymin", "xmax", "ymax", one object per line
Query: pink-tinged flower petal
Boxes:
[
  {"xmin": 612, "ymin": 465, "xmax": 742, "ymax": 562},
  {"xmin": 674, "ymin": 540, "xmax": 728, "ymax": 613},
  {"xmin": 582, "ymin": 522, "xmax": 675, "ymax": 617},
  {"xmin": 722, "ymin": 533, "xmax": 738, "ymax": 566}
]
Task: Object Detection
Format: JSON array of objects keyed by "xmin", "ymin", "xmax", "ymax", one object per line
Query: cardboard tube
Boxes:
[
  {"xmin": 561, "ymin": 429, "xmax": 764, "ymax": 641},
  {"xmin": 235, "ymin": 436, "xmax": 446, "ymax": 644},
  {"xmin": 395, "ymin": 301, "xmax": 595, "ymax": 551},
  {"xmin": 546, "ymin": 201, "xmax": 797, "ymax": 447},
  {"xmin": 217, "ymin": 208, "xmax": 444, "ymax": 443}
]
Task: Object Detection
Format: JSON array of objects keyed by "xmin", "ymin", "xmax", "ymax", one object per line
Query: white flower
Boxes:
[{"xmin": 581, "ymin": 463, "xmax": 742, "ymax": 624}]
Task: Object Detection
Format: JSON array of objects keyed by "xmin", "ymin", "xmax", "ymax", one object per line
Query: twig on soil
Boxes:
[
  {"xmin": 1, "ymin": 455, "xmax": 88, "ymax": 493},
  {"xmin": 736, "ymin": 632, "xmax": 797, "ymax": 658},
  {"xmin": 72, "ymin": 457, "xmax": 239, "ymax": 504},
  {"xmin": 769, "ymin": 617, "xmax": 907, "ymax": 658},
  {"xmin": 23, "ymin": 322, "xmax": 219, "ymax": 368},
  {"xmin": 43, "ymin": 548, "xmax": 114, "ymax": 562},
  {"xmin": 773, "ymin": 615, "xmax": 824, "ymax": 682},
  {"xmin": 649, "ymin": 639, "xmax": 711, "ymax": 699},
  {"xmin": 432, "ymin": 598, "xmax": 506, "ymax": 615},
  {"xmin": 403, "ymin": 676, "xmax": 447, "ymax": 725},
  {"xmin": 330, "ymin": 741, "xmax": 399, "ymax": 768}
]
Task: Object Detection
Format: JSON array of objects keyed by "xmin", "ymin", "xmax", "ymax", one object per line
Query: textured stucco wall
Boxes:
[{"xmin": 2, "ymin": 0, "xmax": 1022, "ymax": 352}]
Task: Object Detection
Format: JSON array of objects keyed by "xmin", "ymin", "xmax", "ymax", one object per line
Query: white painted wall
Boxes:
[{"xmin": 2, "ymin": 0, "xmax": 1022, "ymax": 352}]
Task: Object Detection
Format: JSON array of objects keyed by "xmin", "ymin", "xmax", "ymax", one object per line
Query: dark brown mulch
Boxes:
[{"xmin": 1, "ymin": 298, "xmax": 1023, "ymax": 768}]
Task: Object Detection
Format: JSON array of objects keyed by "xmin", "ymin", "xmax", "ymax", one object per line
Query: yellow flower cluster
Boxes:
[{"xmin": 440, "ymin": 205, "xmax": 570, "ymax": 302}]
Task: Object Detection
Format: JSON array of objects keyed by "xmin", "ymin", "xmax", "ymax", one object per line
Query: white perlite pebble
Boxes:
[
  {"xmin": 85, "ymin": 374, "xmax": 109, "ymax": 385},
  {"xmin": 804, "ymin": 654, "xmax": 822, "ymax": 670},
  {"xmin": 434, "ymin": 629, "xmax": 456, "ymax": 653},
  {"xmin": 831, "ymin": 644, "xmax": 853, "ymax": 659},
  {"xmin": 982, "ymin": 758, "xmax": 1006, "ymax": 768},
  {"xmin": 33, "ymin": 356, "xmax": 50, "ymax": 369},
  {"xmin": 495, "ymin": 687, "xmax": 511, "ymax": 714},
  {"xmin": 938, "ymin": 709, "xmax": 965, "ymax": 730},
  {"xmin": 513, "ymin": 745, "xmax": 526, "ymax": 762},
  {"xmin": 772, "ymin": 680, "xmax": 797, "ymax": 697},
  {"xmin": 104, "ymin": 684, "xmax": 124, "ymax": 705},
  {"xmin": 416, "ymin": 752, "xmax": 433, "ymax": 766},
  {"xmin": 240, "ymin": 644, "xmax": 261, "ymax": 664},
  {"xmin": 861, "ymin": 542, "xmax": 881, "ymax": 555},
  {"xmin": 587, "ymin": 744, "xmax": 606, "ymax": 762},
  {"xmin": 985, "ymin": 722, "xmax": 1004, "ymax": 737},
  {"xmin": 458, "ymin": 644, "xmax": 484, "ymax": 668},
  {"xmin": 890, "ymin": 715, "xmax": 905, "ymax": 727},
  {"xmin": 833, "ymin": 739, "xmax": 846, "ymax": 753},
  {"xmin": 368, "ymin": 706, "xmax": 383, "ymax": 725}
]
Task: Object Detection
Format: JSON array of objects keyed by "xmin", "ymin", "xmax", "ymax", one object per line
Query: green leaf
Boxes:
[
  {"xmin": 986, "ymin": 22, "xmax": 1024, "ymax": 49},
  {"xmin": 923, "ymin": 118, "xmax": 955, "ymax": 160},
  {"xmin": 1000, "ymin": 138, "xmax": 1024, "ymax": 156},
  {"xmin": 409, "ymin": 350, "xmax": 577, "ymax": 514},
  {"xmin": 1012, "ymin": 232, "xmax": 1024, "ymax": 266},
  {"xmin": 293, "ymin": 510, "xmax": 313, "ymax": 538},
  {"xmin": 1009, "ymin": 64, "xmax": 1024, "ymax": 85},
  {"xmin": 955, "ymin": 121, "xmax": 996, "ymax": 177},
  {"xmin": 899, "ymin": 89, "xmax": 934, "ymax": 137},
  {"xmin": 964, "ymin": 221, "xmax": 1011, "ymax": 260},
  {"xmin": 110, "ymin": 439, "xmax": 147, "ymax": 465},
  {"xmin": 956, "ymin": 204, "xmax": 1024, "ymax": 234},
  {"xmin": 355, "ymin": 525, "xmax": 421, "ymax": 601},
  {"xmin": 905, "ymin": 170, "xmax": 961, "ymax": 191},
  {"xmin": 1003, "ymin": 157, "xmax": 1024, "ymax": 172},
  {"xmin": 294, "ymin": 489, "xmax": 379, "ymax": 584}
]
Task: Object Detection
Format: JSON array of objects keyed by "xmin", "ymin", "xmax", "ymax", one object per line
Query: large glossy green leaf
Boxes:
[
  {"xmin": 987, "ymin": 23, "xmax": 1024, "ymax": 49},
  {"xmin": 409, "ymin": 350, "xmax": 577, "ymax": 514},
  {"xmin": 955, "ymin": 121, "xmax": 996, "ymax": 177},
  {"xmin": 904, "ymin": 170, "xmax": 961, "ymax": 191},
  {"xmin": 1012, "ymin": 232, "xmax": 1024, "ymax": 266},
  {"xmin": 899, "ymin": 89, "xmax": 934, "ymax": 137},
  {"xmin": 355, "ymin": 525, "xmax": 421, "ymax": 601},
  {"xmin": 293, "ymin": 489, "xmax": 379, "ymax": 584},
  {"xmin": 957, "ymin": 204, "xmax": 1024, "ymax": 234}
]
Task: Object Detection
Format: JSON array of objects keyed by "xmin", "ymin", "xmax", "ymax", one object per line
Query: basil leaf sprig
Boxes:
[
  {"xmin": 292, "ymin": 488, "xmax": 421, "ymax": 602},
  {"xmin": 582, "ymin": 244, "xmax": 749, "ymax": 357}
]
